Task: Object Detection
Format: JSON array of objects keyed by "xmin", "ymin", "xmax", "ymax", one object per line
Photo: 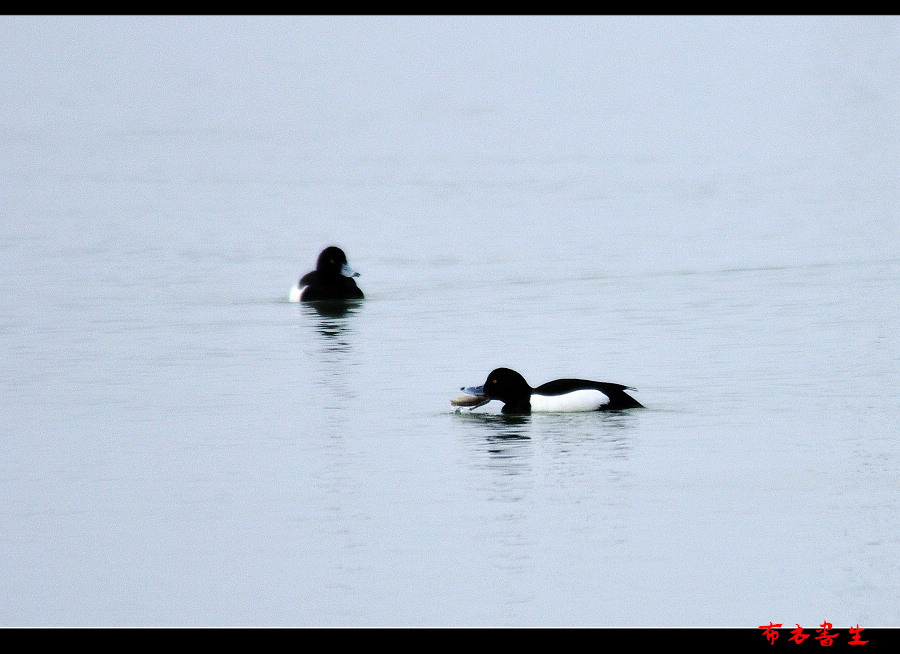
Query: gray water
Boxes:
[{"xmin": 2, "ymin": 16, "xmax": 899, "ymax": 628}]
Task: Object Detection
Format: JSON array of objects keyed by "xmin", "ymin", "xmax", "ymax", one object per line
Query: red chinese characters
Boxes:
[
  {"xmin": 815, "ymin": 621, "xmax": 839, "ymax": 646},
  {"xmin": 848, "ymin": 625, "xmax": 869, "ymax": 646},
  {"xmin": 789, "ymin": 624, "xmax": 810, "ymax": 644},
  {"xmin": 759, "ymin": 622, "xmax": 782, "ymax": 645},
  {"xmin": 760, "ymin": 621, "xmax": 868, "ymax": 646}
]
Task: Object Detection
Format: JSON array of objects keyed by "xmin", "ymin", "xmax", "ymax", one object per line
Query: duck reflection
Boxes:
[
  {"xmin": 304, "ymin": 299, "xmax": 362, "ymax": 320},
  {"xmin": 453, "ymin": 411, "xmax": 534, "ymax": 472},
  {"xmin": 454, "ymin": 409, "xmax": 639, "ymax": 475},
  {"xmin": 299, "ymin": 300, "xmax": 363, "ymax": 433},
  {"xmin": 300, "ymin": 300, "xmax": 362, "ymax": 352}
]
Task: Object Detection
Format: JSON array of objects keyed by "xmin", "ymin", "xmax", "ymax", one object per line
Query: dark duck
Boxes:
[
  {"xmin": 290, "ymin": 246, "xmax": 364, "ymax": 302},
  {"xmin": 452, "ymin": 367, "xmax": 643, "ymax": 414}
]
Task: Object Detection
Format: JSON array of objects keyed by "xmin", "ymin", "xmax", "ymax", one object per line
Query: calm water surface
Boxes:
[{"xmin": 2, "ymin": 16, "xmax": 899, "ymax": 627}]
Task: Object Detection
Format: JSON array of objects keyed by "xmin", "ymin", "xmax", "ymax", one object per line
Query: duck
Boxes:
[
  {"xmin": 289, "ymin": 246, "xmax": 364, "ymax": 302},
  {"xmin": 451, "ymin": 367, "xmax": 643, "ymax": 414}
]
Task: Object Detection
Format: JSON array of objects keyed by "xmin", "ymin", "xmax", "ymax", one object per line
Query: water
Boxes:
[{"xmin": 2, "ymin": 16, "xmax": 899, "ymax": 627}]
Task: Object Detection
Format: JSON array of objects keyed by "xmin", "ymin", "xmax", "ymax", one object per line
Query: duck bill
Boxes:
[
  {"xmin": 451, "ymin": 385, "xmax": 490, "ymax": 410},
  {"xmin": 341, "ymin": 263, "xmax": 360, "ymax": 278}
]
